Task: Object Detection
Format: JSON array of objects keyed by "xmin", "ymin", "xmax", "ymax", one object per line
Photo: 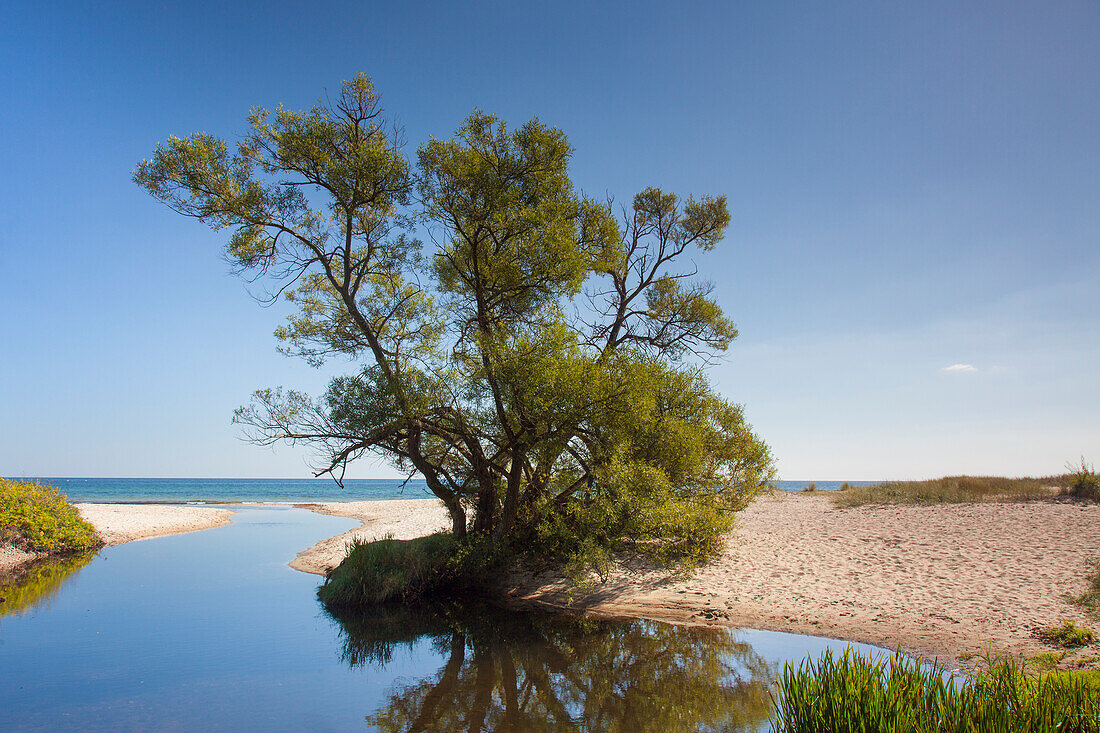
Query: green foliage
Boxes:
[
  {"xmin": 1067, "ymin": 458, "xmax": 1100, "ymax": 501},
  {"xmin": 1039, "ymin": 621, "xmax": 1097, "ymax": 649},
  {"xmin": 771, "ymin": 648, "xmax": 1100, "ymax": 732},
  {"xmin": 832, "ymin": 475, "xmax": 1061, "ymax": 508},
  {"xmin": 1030, "ymin": 651, "xmax": 1070, "ymax": 671},
  {"xmin": 0, "ymin": 478, "xmax": 101, "ymax": 554},
  {"xmin": 318, "ymin": 533, "xmax": 502, "ymax": 608},
  {"xmin": 136, "ymin": 73, "xmax": 774, "ymax": 596}
]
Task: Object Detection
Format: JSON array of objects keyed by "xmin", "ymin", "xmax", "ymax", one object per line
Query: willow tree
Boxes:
[{"xmin": 134, "ymin": 74, "xmax": 773, "ymax": 573}]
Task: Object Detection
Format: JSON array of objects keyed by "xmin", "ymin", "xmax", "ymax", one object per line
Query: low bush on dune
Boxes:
[
  {"xmin": 0, "ymin": 478, "xmax": 101, "ymax": 554},
  {"xmin": 318, "ymin": 533, "xmax": 501, "ymax": 608},
  {"xmin": 771, "ymin": 648, "xmax": 1100, "ymax": 732}
]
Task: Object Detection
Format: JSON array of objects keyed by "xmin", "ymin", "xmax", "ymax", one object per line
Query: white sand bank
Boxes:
[
  {"xmin": 1, "ymin": 504, "xmax": 235, "ymax": 576},
  {"xmin": 76, "ymin": 503, "xmax": 235, "ymax": 546}
]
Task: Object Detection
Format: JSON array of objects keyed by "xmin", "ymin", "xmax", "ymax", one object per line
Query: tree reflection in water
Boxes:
[
  {"xmin": 0, "ymin": 552, "xmax": 96, "ymax": 618},
  {"xmin": 329, "ymin": 602, "xmax": 775, "ymax": 732}
]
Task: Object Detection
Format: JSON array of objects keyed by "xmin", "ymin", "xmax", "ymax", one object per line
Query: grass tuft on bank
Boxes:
[
  {"xmin": 0, "ymin": 478, "xmax": 101, "ymax": 554},
  {"xmin": 771, "ymin": 648, "xmax": 1100, "ymax": 732},
  {"xmin": 1038, "ymin": 620, "xmax": 1097, "ymax": 649},
  {"xmin": 318, "ymin": 533, "xmax": 501, "ymax": 608}
]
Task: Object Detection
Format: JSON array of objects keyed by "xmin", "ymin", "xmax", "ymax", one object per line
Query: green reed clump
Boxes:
[
  {"xmin": 771, "ymin": 648, "xmax": 1100, "ymax": 732},
  {"xmin": 831, "ymin": 475, "xmax": 1060, "ymax": 508},
  {"xmin": 318, "ymin": 532, "xmax": 501, "ymax": 609},
  {"xmin": 1067, "ymin": 459, "xmax": 1100, "ymax": 502},
  {"xmin": 1039, "ymin": 621, "xmax": 1097, "ymax": 649},
  {"xmin": 0, "ymin": 478, "xmax": 101, "ymax": 554}
]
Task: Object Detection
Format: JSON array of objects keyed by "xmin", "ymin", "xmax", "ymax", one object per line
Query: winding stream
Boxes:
[{"xmin": 1, "ymin": 506, "xmax": 892, "ymax": 731}]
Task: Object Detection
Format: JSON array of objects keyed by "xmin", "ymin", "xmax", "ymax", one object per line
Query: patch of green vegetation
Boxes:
[
  {"xmin": 318, "ymin": 533, "xmax": 501, "ymax": 609},
  {"xmin": 771, "ymin": 648, "xmax": 1100, "ymax": 732},
  {"xmin": 1030, "ymin": 651, "xmax": 1069, "ymax": 671},
  {"xmin": 0, "ymin": 478, "xmax": 101, "ymax": 554},
  {"xmin": 1038, "ymin": 620, "xmax": 1097, "ymax": 649},
  {"xmin": 831, "ymin": 474, "xmax": 1063, "ymax": 508},
  {"xmin": 801, "ymin": 482, "xmax": 817, "ymax": 492},
  {"xmin": 1067, "ymin": 458, "xmax": 1100, "ymax": 502}
]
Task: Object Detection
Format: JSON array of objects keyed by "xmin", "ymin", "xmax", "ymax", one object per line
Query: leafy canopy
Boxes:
[{"xmin": 134, "ymin": 74, "xmax": 773, "ymax": 575}]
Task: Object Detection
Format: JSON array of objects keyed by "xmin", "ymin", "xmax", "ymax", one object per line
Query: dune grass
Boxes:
[
  {"xmin": 1068, "ymin": 459, "xmax": 1100, "ymax": 502},
  {"xmin": 1038, "ymin": 621, "xmax": 1097, "ymax": 649},
  {"xmin": 830, "ymin": 474, "xmax": 1068, "ymax": 508},
  {"xmin": 0, "ymin": 478, "xmax": 101, "ymax": 554},
  {"xmin": 771, "ymin": 648, "xmax": 1100, "ymax": 732}
]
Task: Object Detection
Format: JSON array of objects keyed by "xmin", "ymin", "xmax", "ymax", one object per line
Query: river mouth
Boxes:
[{"xmin": 1, "ymin": 506, "xmax": 892, "ymax": 731}]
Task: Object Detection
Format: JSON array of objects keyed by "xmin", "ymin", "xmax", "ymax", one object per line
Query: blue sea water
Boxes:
[
  {"xmin": 17, "ymin": 477, "xmax": 433, "ymax": 503},
  {"xmin": 4, "ymin": 476, "xmax": 879, "ymax": 503}
]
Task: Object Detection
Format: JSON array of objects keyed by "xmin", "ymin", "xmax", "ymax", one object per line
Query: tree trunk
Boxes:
[
  {"xmin": 445, "ymin": 498, "xmax": 468, "ymax": 540},
  {"xmin": 496, "ymin": 448, "xmax": 525, "ymax": 542}
]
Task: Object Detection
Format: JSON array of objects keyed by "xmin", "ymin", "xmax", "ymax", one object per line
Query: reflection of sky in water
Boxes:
[{"xmin": 1, "ymin": 507, "xmax": 898, "ymax": 731}]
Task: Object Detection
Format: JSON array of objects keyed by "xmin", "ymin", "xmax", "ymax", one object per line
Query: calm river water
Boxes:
[{"xmin": 0, "ymin": 507, "xmax": 890, "ymax": 731}]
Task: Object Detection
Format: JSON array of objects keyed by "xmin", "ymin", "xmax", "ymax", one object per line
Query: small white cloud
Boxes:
[{"xmin": 942, "ymin": 363, "xmax": 977, "ymax": 373}]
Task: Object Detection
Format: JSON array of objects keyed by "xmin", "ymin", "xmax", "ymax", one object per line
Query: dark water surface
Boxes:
[{"xmin": 1, "ymin": 507, "xmax": 890, "ymax": 731}]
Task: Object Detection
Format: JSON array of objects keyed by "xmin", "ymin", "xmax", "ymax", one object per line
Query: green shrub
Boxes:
[
  {"xmin": 317, "ymin": 532, "xmax": 502, "ymax": 609},
  {"xmin": 0, "ymin": 478, "xmax": 101, "ymax": 554},
  {"xmin": 1039, "ymin": 621, "xmax": 1097, "ymax": 649},
  {"xmin": 771, "ymin": 648, "xmax": 1100, "ymax": 732},
  {"xmin": 1067, "ymin": 458, "xmax": 1100, "ymax": 502}
]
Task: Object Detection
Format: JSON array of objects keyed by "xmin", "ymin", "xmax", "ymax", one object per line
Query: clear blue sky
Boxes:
[{"xmin": 2, "ymin": 1, "xmax": 1097, "ymax": 480}]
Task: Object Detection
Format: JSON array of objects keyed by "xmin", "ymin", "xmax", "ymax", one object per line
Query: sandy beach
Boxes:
[
  {"xmin": 75, "ymin": 503, "xmax": 236, "ymax": 545},
  {"xmin": 298, "ymin": 493, "xmax": 1100, "ymax": 667},
  {"xmin": 1, "ymin": 504, "xmax": 235, "ymax": 575}
]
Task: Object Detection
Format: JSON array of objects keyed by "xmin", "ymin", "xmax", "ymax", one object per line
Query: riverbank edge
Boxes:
[
  {"xmin": 289, "ymin": 496, "xmax": 1100, "ymax": 672},
  {"xmin": 0, "ymin": 504, "xmax": 236, "ymax": 579}
]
